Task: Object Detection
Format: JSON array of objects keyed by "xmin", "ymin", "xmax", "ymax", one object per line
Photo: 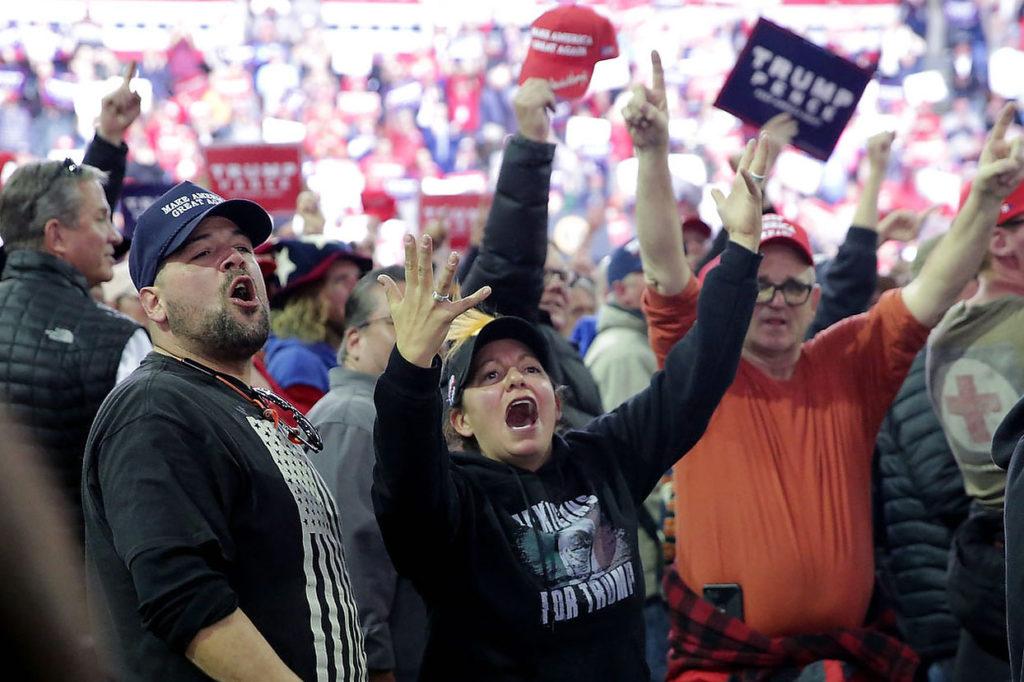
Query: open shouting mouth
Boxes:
[
  {"xmin": 505, "ymin": 397, "xmax": 539, "ymax": 430},
  {"xmin": 228, "ymin": 276, "xmax": 259, "ymax": 308}
]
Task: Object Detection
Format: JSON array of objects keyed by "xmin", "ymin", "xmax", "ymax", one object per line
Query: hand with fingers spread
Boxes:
[
  {"xmin": 97, "ymin": 61, "xmax": 142, "ymax": 147},
  {"xmin": 379, "ymin": 234, "xmax": 491, "ymax": 368},
  {"xmin": 711, "ymin": 134, "xmax": 778, "ymax": 253},
  {"xmin": 973, "ymin": 104, "xmax": 1024, "ymax": 203},
  {"xmin": 623, "ymin": 51, "xmax": 669, "ymax": 153},
  {"xmin": 514, "ymin": 79, "xmax": 555, "ymax": 144}
]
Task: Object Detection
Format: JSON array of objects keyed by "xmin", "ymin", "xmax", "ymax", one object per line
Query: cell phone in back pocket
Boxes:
[{"xmin": 703, "ymin": 583, "xmax": 744, "ymax": 621}]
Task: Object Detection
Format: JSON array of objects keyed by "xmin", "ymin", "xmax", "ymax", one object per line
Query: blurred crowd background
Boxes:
[{"xmin": 4, "ymin": 0, "xmax": 1024, "ymax": 277}]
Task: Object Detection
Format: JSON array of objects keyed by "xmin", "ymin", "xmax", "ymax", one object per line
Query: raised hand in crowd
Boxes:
[
  {"xmin": 514, "ymin": 78, "xmax": 555, "ymax": 143},
  {"xmin": 903, "ymin": 103, "xmax": 1024, "ymax": 326},
  {"xmin": 851, "ymin": 130, "xmax": 894, "ymax": 231},
  {"xmin": 96, "ymin": 60, "xmax": 142, "ymax": 147},
  {"xmin": 974, "ymin": 104, "xmax": 1024, "ymax": 199},
  {"xmin": 378, "ymin": 234, "xmax": 490, "ymax": 368},
  {"xmin": 711, "ymin": 134, "xmax": 775, "ymax": 253},
  {"xmin": 468, "ymin": 194, "xmax": 490, "ymax": 249},
  {"xmin": 624, "ymin": 50, "xmax": 684, "ymax": 295},
  {"xmin": 726, "ymin": 112, "xmax": 794, "ymax": 188},
  {"xmin": 628, "ymin": 50, "xmax": 775, "ymax": 295},
  {"xmin": 295, "ymin": 190, "xmax": 326, "ymax": 236},
  {"xmin": 878, "ymin": 206, "xmax": 937, "ymax": 245},
  {"xmin": 759, "ymin": 112, "xmax": 797, "ymax": 177},
  {"xmin": 623, "ymin": 50, "xmax": 669, "ymax": 153}
]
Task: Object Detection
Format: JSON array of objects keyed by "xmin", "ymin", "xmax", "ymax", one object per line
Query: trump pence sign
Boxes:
[
  {"xmin": 714, "ymin": 18, "xmax": 874, "ymax": 161},
  {"xmin": 204, "ymin": 144, "xmax": 302, "ymax": 213}
]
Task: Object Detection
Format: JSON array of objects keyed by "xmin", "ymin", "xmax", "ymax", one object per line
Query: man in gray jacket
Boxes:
[
  {"xmin": 585, "ymin": 238, "xmax": 656, "ymax": 411},
  {"xmin": 309, "ymin": 266, "xmax": 426, "ymax": 682}
]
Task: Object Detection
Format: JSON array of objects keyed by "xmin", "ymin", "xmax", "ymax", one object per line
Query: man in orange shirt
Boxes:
[{"xmin": 624, "ymin": 51, "xmax": 1024, "ymax": 681}]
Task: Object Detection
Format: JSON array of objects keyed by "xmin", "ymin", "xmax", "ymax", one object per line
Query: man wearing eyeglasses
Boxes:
[
  {"xmin": 308, "ymin": 266, "xmax": 427, "ymax": 682},
  {"xmin": 0, "ymin": 65, "xmax": 149, "ymax": 536},
  {"xmin": 628, "ymin": 50, "xmax": 1024, "ymax": 679}
]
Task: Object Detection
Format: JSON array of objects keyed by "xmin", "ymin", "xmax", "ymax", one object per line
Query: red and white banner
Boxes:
[
  {"xmin": 204, "ymin": 144, "xmax": 302, "ymax": 213},
  {"xmin": 419, "ymin": 193, "xmax": 489, "ymax": 254}
]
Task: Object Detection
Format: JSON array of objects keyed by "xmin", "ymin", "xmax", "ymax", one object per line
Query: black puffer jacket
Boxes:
[
  {"xmin": 0, "ymin": 252, "xmax": 140, "ymax": 527},
  {"xmin": 875, "ymin": 351, "xmax": 970, "ymax": 663},
  {"xmin": 461, "ymin": 135, "xmax": 602, "ymax": 427}
]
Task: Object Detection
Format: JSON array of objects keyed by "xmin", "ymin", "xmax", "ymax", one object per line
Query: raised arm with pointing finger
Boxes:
[
  {"xmin": 84, "ymin": 61, "xmax": 143, "ymax": 217},
  {"xmin": 629, "ymin": 51, "xmax": 770, "ymax": 299},
  {"xmin": 903, "ymin": 104, "xmax": 1024, "ymax": 326}
]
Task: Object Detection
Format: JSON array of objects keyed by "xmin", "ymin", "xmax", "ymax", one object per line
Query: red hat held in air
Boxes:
[{"xmin": 519, "ymin": 4, "xmax": 619, "ymax": 100}]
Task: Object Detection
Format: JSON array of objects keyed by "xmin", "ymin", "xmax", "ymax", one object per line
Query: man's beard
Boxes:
[{"xmin": 165, "ymin": 280, "xmax": 269, "ymax": 363}]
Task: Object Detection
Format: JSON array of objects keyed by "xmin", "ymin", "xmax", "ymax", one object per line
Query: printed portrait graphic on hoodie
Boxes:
[{"xmin": 510, "ymin": 494, "xmax": 635, "ymax": 625}]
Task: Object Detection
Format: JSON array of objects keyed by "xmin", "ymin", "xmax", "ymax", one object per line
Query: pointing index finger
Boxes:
[
  {"xmin": 991, "ymin": 103, "xmax": 1016, "ymax": 145},
  {"xmin": 650, "ymin": 50, "xmax": 665, "ymax": 97},
  {"xmin": 123, "ymin": 60, "xmax": 137, "ymax": 88}
]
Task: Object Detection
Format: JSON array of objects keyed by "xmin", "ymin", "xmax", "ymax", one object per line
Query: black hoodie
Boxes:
[
  {"xmin": 372, "ymin": 243, "xmax": 759, "ymax": 681},
  {"xmin": 993, "ymin": 396, "xmax": 1024, "ymax": 682}
]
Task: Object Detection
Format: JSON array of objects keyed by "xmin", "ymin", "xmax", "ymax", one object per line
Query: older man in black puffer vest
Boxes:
[{"xmin": 0, "ymin": 71, "xmax": 148, "ymax": 536}]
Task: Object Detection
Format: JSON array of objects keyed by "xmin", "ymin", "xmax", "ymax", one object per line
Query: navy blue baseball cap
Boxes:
[
  {"xmin": 255, "ymin": 238, "xmax": 373, "ymax": 307},
  {"xmin": 606, "ymin": 238, "xmax": 643, "ymax": 286},
  {"xmin": 129, "ymin": 181, "xmax": 273, "ymax": 289}
]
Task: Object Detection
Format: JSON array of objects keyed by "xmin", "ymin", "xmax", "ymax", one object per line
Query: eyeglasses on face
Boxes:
[
  {"xmin": 755, "ymin": 279, "xmax": 813, "ymax": 306},
  {"xmin": 544, "ymin": 268, "xmax": 578, "ymax": 287},
  {"xmin": 355, "ymin": 316, "xmax": 395, "ymax": 330}
]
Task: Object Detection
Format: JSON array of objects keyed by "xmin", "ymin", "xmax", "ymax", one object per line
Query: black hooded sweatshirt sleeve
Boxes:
[
  {"xmin": 459, "ymin": 134, "xmax": 603, "ymax": 425},
  {"xmin": 807, "ymin": 225, "xmax": 877, "ymax": 338},
  {"xmin": 372, "ymin": 241, "xmax": 759, "ymax": 568},
  {"xmin": 460, "ymin": 135, "xmax": 552, "ymax": 323},
  {"xmin": 83, "ymin": 133, "xmax": 129, "ymax": 212}
]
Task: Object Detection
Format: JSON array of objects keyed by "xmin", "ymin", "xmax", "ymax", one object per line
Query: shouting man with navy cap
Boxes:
[{"xmin": 82, "ymin": 181, "xmax": 367, "ymax": 681}]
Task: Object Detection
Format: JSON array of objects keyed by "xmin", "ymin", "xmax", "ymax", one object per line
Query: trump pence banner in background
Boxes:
[
  {"xmin": 204, "ymin": 144, "xmax": 302, "ymax": 213},
  {"xmin": 714, "ymin": 18, "xmax": 875, "ymax": 161}
]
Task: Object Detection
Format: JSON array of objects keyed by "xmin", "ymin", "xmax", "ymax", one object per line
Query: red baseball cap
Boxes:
[
  {"xmin": 519, "ymin": 4, "xmax": 619, "ymax": 100},
  {"xmin": 361, "ymin": 188, "xmax": 397, "ymax": 223},
  {"xmin": 682, "ymin": 217, "xmax": 712, "ymax": 239},
  {"xmin": 959, "ymin": 179, "xmax": 1024, "ymax": 226},
  {"xmin": 760, "ymin": 214, "xmax": 814, "ymax": 266}
]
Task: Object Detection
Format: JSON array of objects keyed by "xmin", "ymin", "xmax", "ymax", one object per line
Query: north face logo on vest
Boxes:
[{"xmin": 44, "ymin": 327, "xmax": 75, "ymax": 344}]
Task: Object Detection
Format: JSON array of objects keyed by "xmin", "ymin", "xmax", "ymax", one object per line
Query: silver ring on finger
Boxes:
[
  {"xmin": 432, "ymin": 291, "xmax": 453, "ymax": 304},
  {"xmin": 749, "ymin": 172, "xmax": 766, "ymax": 182}
]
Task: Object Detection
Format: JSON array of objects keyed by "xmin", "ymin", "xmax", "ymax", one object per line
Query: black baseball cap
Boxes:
[
  {"xmin": 129, "ymin": 181, "xmax": 273, "ymax": 289},
  {"xmin": 442, "ymin": 316, "xmax": 554, "ymax": 408}
]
